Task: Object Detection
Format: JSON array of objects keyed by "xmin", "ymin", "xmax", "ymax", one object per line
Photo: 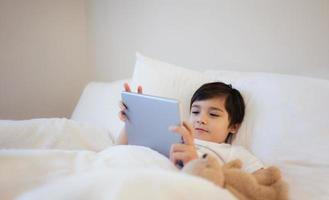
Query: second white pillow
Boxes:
[{"xmin": 131, "ymin": 53, "xmax": 211, "ymax": 121}]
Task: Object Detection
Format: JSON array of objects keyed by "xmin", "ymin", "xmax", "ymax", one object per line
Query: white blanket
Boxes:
[{"xmin": 0, "ymin": 119, "xmax": 237, "ymax": 200}]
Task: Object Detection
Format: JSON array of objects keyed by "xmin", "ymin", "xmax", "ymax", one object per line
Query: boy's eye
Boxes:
[
  {"xmin": 210, "ymin": 113, "xmax": 219, "ymax": 117},
  {"xmin": 191, "ymin": 111, "xmax": 199, "ymax": 115}
]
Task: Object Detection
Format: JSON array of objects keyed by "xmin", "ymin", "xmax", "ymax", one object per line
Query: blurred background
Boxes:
[{"xmin": 1, "ymin": 0, "xmax": 328, "ymax": 119}]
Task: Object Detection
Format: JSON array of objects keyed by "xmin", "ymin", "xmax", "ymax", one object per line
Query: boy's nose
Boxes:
[
  {"xmin": 197, "ymin": 120, "xmax": 207, "ymax": 125},
  {"xmin": 196, "ymin": 116, "xmax": 207, "ymax": 125}
]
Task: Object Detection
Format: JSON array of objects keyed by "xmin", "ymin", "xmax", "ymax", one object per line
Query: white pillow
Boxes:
[
  {"xmin": 131, "ymin": 53, "xmax": 212, "ymax": 121},
  {"xmin": 205, "ymin": 70, "xmax": 329, "ymax": 161},
  {"xmin": 71, "ymin": 79, "xmax": 129, "ymax": 140},
  {"xmin": 205, "ymin": 70, "xmax": 329, "ymax": 200}
]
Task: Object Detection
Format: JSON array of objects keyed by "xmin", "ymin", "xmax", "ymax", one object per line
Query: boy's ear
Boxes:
[{"xmin": 229, "ymin": 124, "xmax": 240, "ymax": 134}]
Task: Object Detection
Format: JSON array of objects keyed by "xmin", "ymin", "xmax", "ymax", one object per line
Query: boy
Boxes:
[{"xmin": 118, "ymin": 82, "xmax": 264, "ymax": 173}]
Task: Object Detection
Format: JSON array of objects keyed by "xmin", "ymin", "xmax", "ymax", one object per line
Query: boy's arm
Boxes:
[{"xmin": 116, "ymin": 82, "xmax": 143, "ymax": 145}]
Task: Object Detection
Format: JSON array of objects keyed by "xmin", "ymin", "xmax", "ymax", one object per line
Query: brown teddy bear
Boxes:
[{"xmin": 182, "ymin": 154, "xmax": 288, "ymax": 200}]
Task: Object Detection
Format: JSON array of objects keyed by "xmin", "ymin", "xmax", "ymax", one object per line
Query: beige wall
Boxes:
[
  {"xmin": 0, "ymin": 0, "xmax": 90, "ymax": 119},
  {"xmin": 1, "ymin": 0, "xmax": 329, "ymax": 119},
  {"xmin": 88, "ymin": 0, "xmax": 329, "ymax": 81}
]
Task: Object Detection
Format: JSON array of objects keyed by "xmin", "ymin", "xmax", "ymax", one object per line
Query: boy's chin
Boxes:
[{"xmin": 193, "ymin": 134, "xmax": 209, "ymax": 141}]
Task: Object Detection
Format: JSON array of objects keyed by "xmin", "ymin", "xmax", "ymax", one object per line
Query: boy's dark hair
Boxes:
[{"xmin": 190, "ymin": 82, "xmax": 245, "ymax": 137}]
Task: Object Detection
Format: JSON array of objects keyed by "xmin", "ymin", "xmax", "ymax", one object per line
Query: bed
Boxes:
[{"xmin": 1, "ymin": 53, "xmax": 329, "ymax": 200}]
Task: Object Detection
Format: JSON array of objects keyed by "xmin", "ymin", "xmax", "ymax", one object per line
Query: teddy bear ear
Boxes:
[{"xmin": 202, "ymin": 154, "xmax": 208, "ymax": 159}]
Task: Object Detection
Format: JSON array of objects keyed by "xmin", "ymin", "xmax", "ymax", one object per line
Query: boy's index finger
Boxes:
[
  {"xmin": 169, "ymin": 125, "xmax": 194, "ymax": 146},
  {"xmin": 181, "ymin": 121, "xmax": 194, "ymax": 144},
  {"xmin": 182, "ymin": 126, "xmax": 194, "ymax": 146},
  {"xmin": 182, "ymin": 121, "xmax": 193, "ymax": 134}
]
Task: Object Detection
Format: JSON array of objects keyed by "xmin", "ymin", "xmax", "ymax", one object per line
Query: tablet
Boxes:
[{"xmin": 121, "ymin": 91, "xmax": 182, "ymax": 157}]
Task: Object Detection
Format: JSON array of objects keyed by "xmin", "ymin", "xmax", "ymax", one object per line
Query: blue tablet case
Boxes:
[{"xmin": 121, "ymin": 92, "xmax": 182, "ymax": 157}]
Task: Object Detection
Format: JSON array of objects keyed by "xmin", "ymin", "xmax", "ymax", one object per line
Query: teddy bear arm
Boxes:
[
  {"xmin": 253, "ymin": 166, "xmax": 281, "ymax": 186},
  {"xmin": 224, "ymin": 170, "xmax": 279, "ymax": 200}
]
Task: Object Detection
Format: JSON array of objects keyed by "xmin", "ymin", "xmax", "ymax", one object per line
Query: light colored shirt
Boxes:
[{"xmin": 194, "ymin": 139, "xmax": 264, "ymax": 173}]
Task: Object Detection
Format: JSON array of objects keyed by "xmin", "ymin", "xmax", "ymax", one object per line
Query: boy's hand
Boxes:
[
  {"xmin": 118, "ymin": 83, "xmax": 143, "ymax": 122},
  {"xmin": 169, "ymin": 121, "xmax": 198, "ymax": 165},
  {"xmin": 123, "ymin": 82, "xmax": 143, "ymax": 93}
]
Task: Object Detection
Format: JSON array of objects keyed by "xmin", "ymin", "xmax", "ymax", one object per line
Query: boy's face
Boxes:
[{"xmin": 189, "ymin": 97, "xmax": 238, "ymax": 143}]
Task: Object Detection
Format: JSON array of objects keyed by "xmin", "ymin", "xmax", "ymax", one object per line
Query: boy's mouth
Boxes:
[{"xmin": 195, "ymin": 128, "xmax": 209, "ymax": 133}]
